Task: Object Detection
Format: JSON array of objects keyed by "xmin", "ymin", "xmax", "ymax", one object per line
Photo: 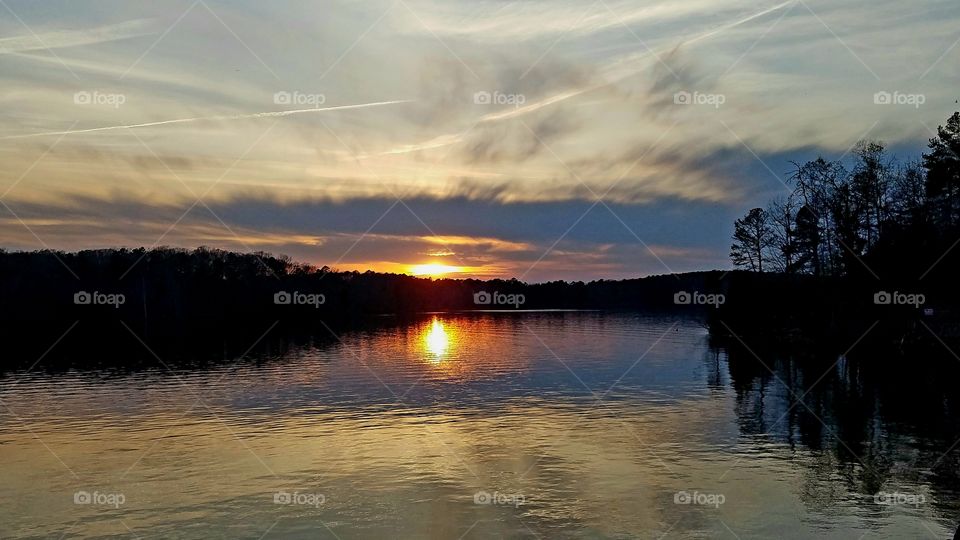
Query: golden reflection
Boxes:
[
  {"xmin": 424, "ymin": 318, "xmax": 450, "ymax": 359},
  {"xmin": 408, "ymin": 315, "xmax": 531, "ymax": 378}
]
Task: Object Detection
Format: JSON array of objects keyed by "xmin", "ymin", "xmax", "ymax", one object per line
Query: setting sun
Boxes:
[{"xmin": 409, "ymin": 263, "xmax": 462, "ymax": 277}]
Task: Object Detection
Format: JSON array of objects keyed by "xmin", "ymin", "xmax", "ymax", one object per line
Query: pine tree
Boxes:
[{"xmin": 731, "ymin": 208, "xmax": 772, "ymax": 272}]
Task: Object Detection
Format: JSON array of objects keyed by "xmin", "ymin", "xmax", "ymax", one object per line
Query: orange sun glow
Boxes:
[{"xmin": 408, "ymin": 263, "xmax": 462, "ymax": 277}]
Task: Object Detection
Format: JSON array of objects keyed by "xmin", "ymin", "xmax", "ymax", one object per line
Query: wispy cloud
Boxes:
[
  {"xmin": 0, "ymin": 18, "xmax": 158, "ymax": 54},
  {"xmin": 1, "ymin": 100, "xmax": 414, "ymax": 140}
]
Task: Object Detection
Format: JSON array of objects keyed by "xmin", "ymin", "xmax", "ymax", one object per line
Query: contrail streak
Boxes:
[
  {"xmin": 373, "ymin": 0, "xmax": 797, "ymax": 153},
  {"xmin": 684, "ymin": 0, "xmax": 795, "ymax": 47},
  {"xmin": 482, "ymin": 1, "xmax": 796, "ymax": 124},
  {"xmin": 1, "ymin": 100, "xmax": 413, "ymax": 140}
]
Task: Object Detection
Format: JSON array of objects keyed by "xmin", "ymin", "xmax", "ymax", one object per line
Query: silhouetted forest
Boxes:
[
  {"xmin": 0, "ymin": 245, "xmax": 726, "ymax": 331},
  {"xmin": 730, "ymin": 111, "xmax": 960, "ymax": 281},
  {"xmin": 720, "ymin": 111, "xmax": 960, "ymax": 343}
]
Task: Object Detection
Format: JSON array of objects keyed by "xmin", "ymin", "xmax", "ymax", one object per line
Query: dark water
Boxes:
[{"xmin": 1, "ymin": 312, "xmax": 959, "ymax": 538}]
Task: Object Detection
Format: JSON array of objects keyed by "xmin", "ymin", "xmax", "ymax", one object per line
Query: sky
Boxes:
[{"xmin": 1, "ymin": 0, "xmax": 958, "ymax": 281}]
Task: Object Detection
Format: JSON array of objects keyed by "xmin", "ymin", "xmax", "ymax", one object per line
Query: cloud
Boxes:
[
  {"xmin": 392, "ymin": 0, "xmax": 776, "ymax": 44},
  {"xmin": 0, "ymin": 193, "xmax": 733, "ymax": 280},
  {"xmin": 0, "ymin": 100, "xmax": 414, "ymax": 140},
  {"xmin": 0, "ymin": 18, "xmax": 158, "ymax": 54}
]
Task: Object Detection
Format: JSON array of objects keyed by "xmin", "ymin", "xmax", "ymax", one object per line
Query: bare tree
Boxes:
[
  {"xmin": 889, "ymin": 159, "xmax": 927, "ymax": 227},
  {"xmin": 766, "ymin": 195, "xmax": 799, "ymax": 273},
  {"xmin": 851, "ymin": 140, "xmax": 892, "ymax": 250}
]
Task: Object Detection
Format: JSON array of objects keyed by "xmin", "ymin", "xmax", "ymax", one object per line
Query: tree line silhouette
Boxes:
[
  {"xmin": 0, "ymin": 245, "xmax": 730, "ymax": 339},
  {"xmin": 730, "ymin": 111, "xmax": 960, "ymax": 283},
  {"xmin": 719, "ymin": 112, "xmax": 960, "ymax": 345}
]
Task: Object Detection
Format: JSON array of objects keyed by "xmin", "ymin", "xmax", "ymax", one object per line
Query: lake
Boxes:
[{"xmin": 1, "ymin": 312, "xmax": 958, "ymax": 538}]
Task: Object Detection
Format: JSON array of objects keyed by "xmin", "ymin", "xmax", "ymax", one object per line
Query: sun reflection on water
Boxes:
[{"xmin": 424, "ymin": 318, "xmax": 450, "ymax": 359}]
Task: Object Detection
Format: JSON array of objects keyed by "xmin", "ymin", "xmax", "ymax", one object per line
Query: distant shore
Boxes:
[{"xmin": 1, "ymin": 247, "xmax": 953, "ymax": 355}]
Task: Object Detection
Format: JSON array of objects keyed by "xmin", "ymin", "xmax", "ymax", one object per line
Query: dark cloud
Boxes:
[
  {"xmin": 460, "ymin": 109, "xmax": 580, "ymax": 164},
  {"xmin": 644, "ymin": 46, "xmax": 720, "ymax": 116},
  {"xmin": 47, "ymin": 142, "xmax": 215, "ymax": 172},
  {"xmin": 0, "ymin": 191, "xmax": 734, "ymax": 280}
]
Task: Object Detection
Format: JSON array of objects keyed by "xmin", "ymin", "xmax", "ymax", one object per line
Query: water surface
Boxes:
[{"xmin": 1, "ymin": 312, "xmax": 958, "ymax": 538}]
